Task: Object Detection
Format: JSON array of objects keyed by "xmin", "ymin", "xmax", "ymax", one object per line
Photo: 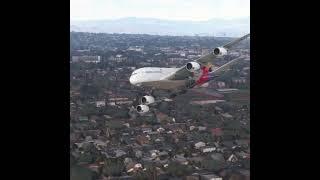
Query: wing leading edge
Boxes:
[{"xmin": 166, "ymin": 33, "xmax": 250, "ymax": 81}]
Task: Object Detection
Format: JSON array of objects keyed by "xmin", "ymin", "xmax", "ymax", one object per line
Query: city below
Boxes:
[{"xmin": 70, "ymin": 32, "xmax": 250, "ymax": 180}]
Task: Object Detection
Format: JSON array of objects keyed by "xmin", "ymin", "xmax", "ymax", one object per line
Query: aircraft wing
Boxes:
[
  {"xmin": 223, "ymin": 33, "xmax": 250, "ymax": 49},
  {"xmin": 196, "ymin": 33, "xmax": 250, "ymax": 64},
  {"xmin": 166, "ymin": 33, "xmax": 250, "ymax": 81}
]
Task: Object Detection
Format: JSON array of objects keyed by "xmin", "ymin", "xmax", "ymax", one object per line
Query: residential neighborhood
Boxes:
[{"xmin": 70, "ymin": 32, "xmax": 250, "ymax": 180}]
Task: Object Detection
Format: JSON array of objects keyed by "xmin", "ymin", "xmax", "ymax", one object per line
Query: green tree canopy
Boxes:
[
  {"xmin": 102, "ymin": 159, "xmax": 125, "ymax": 177},
  {"xmin": 71, "ymin": 165, "xmax": 96, "ymax": 180},
  {"xmin": 167, "ymin": 162, "xmax": 192, "ymax": 177}
]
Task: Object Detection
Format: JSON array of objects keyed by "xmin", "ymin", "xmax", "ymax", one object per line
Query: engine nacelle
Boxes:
[
  {"xmin": 140, "ymin": 95, "xmax": 155, "ymax": 105},
  {"xmin": 136, "ymin": 105, "xmax": 150, "ymax": 113},
  {"xmin": 186, "ymin": 62, "xmax": 201, "ymax": 72},
  {"xmin": 213, "ymin": 47, "xmax": 228, "ymax": 56}
]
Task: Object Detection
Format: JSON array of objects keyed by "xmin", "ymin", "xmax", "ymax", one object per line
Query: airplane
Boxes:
[{"xmin": 129, "ymin": 33, "xmax": 250, "ymax": 114}]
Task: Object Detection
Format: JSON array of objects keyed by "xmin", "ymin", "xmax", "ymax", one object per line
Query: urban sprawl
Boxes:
[{"xmin": 70, "ymin": 32, "xmax": 250, "ymax": 180}]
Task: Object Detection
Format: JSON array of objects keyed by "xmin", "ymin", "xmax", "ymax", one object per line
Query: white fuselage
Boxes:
[{"xmin": 129, "ymin": 67, "xmax": 179, "ymax": 86}]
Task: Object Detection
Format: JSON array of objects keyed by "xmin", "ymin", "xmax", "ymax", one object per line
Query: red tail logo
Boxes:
[{"xmin": 196, "ymin": 66, "xmax": 210, "ymax": 85}]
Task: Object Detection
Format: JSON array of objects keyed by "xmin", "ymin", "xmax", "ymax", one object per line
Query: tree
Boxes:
[
  {"xmin": 225, "ymin": 120, "xmax": 242, "ymax": 131},
  {"xmin": 70, "ymin": 154, "xmax": 76, "ymax": 167},
  {"xmin": 112, "ymin": 109, "xmax": 130, "ymax": 119},
  {"xmin": 106, "ymin": 120, "xmax": 124, "ymax": 130},
  {"xmin": 102, "ymin": 159, "xmax": 125, "ymax": 177},
  {"xmin": 78, "ymin": 152, "xmax": 94, "ymax": 164},
  {"xmin": 167, "ymin": 162, "xmax": 192, "ymax": 177},
  {"xmin": 133, "ymin": 166, "xmax": 158, "ymax": 180},
  {"xmin": 71, "ymin": 165, "xmax": 96, "ymax": 180},
  {"xmin": 81, "ymin": 104, "xmax": 98, "ymax": 116},
  {"xmin": 242, "ymin": 158, "xmax": 250, "ymax": 169},
  {"xmin": 201, "ymin": 159, "xmax": 226, "ymax": 172}
]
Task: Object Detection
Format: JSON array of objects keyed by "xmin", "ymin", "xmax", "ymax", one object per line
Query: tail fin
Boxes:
[{"xmin": 195, "ymin": 66, "xmax": 211, "ymax": 85}]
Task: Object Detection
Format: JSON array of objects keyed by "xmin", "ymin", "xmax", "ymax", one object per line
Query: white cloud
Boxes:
[{"xmin": 70, "ymin": 0, "xmax": 250, "ymax": 21}]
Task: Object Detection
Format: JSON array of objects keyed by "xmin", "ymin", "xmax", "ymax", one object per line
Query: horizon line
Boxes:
[
  {"xmin": 70, "ymin": 16, "xmax": 250, "ymax": 22},
  {"xmin": 70, "ymin": 31, "xmax": 250, "ymax": 38}
]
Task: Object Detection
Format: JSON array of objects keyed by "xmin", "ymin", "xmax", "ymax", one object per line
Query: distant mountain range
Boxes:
[{"xmin": 70, "ymin": 17, "xmax": 250, "ymax": 37}]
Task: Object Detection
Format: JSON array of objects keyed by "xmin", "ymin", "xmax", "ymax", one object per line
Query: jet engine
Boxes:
[
  {"xmin": 140, "ymin": 95, "xmax": 155, "ymax": 105},
  {"xmin": 213, "ymin": 47, "xmax": 228, "ymax": 56},
  {"xmin": 136, "ymin": 105, "xmax": 150, "ymax": 113},
  {"xmin": 186, "ymin": 62, "xmax": 201, "ymax": 72}
]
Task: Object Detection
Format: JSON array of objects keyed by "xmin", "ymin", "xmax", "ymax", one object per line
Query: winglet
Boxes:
[{"xmin": 223, "ymin": 33, "xmax": 250, "ymax": 49}]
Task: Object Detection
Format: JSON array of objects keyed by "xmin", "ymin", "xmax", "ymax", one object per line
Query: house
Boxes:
[
  {"xmin": 216, "ymin": 81, "xmax": 226, "ymax": 88},
  {"xmin": 93, "ymin": 140, "xmax": 107, "ymax": 150},
  {"xmin": 114, "ymin": 149, "xmax": 127, "ymax": 158},
  {"xmin": 185, "ymin": 175, "xmax": 200, "ymax": 180},
  {"xmin": 165, "ymin": 123, "xmax": 187, "ymax": 132},
  {"xmin": 107, "ymin": 176, "xmax": 134, "ymax": 180},
  {"xmin": 235, "ymin": 139, "xmax": 250, "ymax": 147},
  {"xmin": 135, "ymin": 150, "xmax": 143, "ymax": 158},
  {"xmin": 173, "ymin": 154, "xmax": 188, "ymax": 165},
  {"xmin": 154, "ymin": 138, "xmax": 163, "ymax": 143},
  {"xmin": 123, "ymin": 123, "xmax": 130, "ymax": 128},
  {"xmin": 202, "ymin": 147, "xmax": 216, "ymax": 153},
  {"xmin": 70, "ymin": 132, "xmax": 81, "ymax": 143},
  {"xmin": 155, "ymin": 112, "xmax": 171, "ymax": 123},
  {"xmin": 195, "ymin": 142, "xmax": 206, "ymax": 149},
  {"xmin": 108, "ymin": 96, "xmax": 133, "ymax": 106},
  {"xmin": 221, "ymin": 113, "xmax": 233, "ymax": 118},
  {"xmin": 85, "ymin": 136, "xmax": 93, "ymax": 142},
  {"xmin": 222, "ymin": 140, "xmax": 235, "ymax": 148},
  {"xmin": 72, "ymin": 55, "xmax": 101, "ymax": 63},
  {"xmin": 198, "ymin": 126, "xmax": 207, "ymax": 131},
  {"xmin": 125, "ymin": 161, "xmax": 136, "ymax": 172},
  {"xmin": 109, "ymin": 55, "xmax": 127, "ymax": 62},
  {"xmin": 157, "ymin": 127, "xmax": 165, "ymax": 133},
  {"xmin": 189, "ymin": 156, "xmax": 204, "ymax": 164},
  {"xmin": 237, "ymin": 169, "xmax": 250, "ymax": 180},
  {"xmin": 200, "ymin": 174, "xmax": 223, "ymax": 180},
  {"xmin": 227, "ymin": 154, "xmax": 238, "ymax": 162},
  {"xmin": 127, "ymin": 163, "xmax": 142, "ymax": 173},
  {"xmin": 136, "ymin": 135, "xmax": 149, "ymax": 145},
  {"xmin": 89, "ymin": 115, "xmax": 99, "ymax": 122},
  {"xmin": 158, "ymin": 151, "xmax": 169, "ymax": 157},
  {"xmin": 232, "ymin": 78, "xmax": 247, "ymax": 84},
  {"xmin": 211, "ymin": 128, "xmax": 223, "ymax": 137},
  {"xmin": 150, "ymin": 149, "xmax": 160, "ymax": 158},
  {"xmin": 103, "ymin": 114, "xmax": 112, "ymax": 119},
  {"xmin": 84, "ymin": 130, "xmax": 101, "ymax": 137},
  {"xmin": 141, "ymin": 127, "xmax": 152, "ymax": 134},
  {"xmin": 214, "ymin": 106, "xmax": 223, "ymax": 113},
  {"xmin": 210, "ymin": 153, "xmax": 225, "ymax": 162},
  {"xmin": 190, "ymin": 126, "xmax": 196, "ymax": 131},
  {"xmin": 236, "ymin": 151, "xmax": 250, "ymax": 159},
  {"xmin": 79, "ymin": 116, "xmax": 88, "ymax": 122},
  {"xmin": 95, "ymin": 101, "xmax": 106, "ymax": 107},
  {"xmin": 86, "ymin": 163, "xmax": 100, "ymax": 173}
]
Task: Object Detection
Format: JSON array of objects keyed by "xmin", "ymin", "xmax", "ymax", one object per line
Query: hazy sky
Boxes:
[{"xmin": 70, "ymin": 0, "xmax": 250, "ymax": 21}]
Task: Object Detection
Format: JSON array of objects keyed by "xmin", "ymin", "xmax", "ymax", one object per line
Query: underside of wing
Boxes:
[
  {"xmin": 166, "ymin": 66, "xmax": 193, "ymax": 80},
  {"xmin": 188, "ymin": 88, "xmax": 225, "ymax": 98},
  {"xmin": 140, "ymin": 80, "xmax": 187, "ymax": 90},
  {"xmin": 212, "ymin": 56, "xmax": 245, "ymax": 75},
  {"xmin": 196, "ymin": 52, "xmax": 218, "ymax": 65}
]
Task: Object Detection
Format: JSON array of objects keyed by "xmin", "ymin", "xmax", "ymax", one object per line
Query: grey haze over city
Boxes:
[{"xmin": 70, "ymin": 17, "xmax": 250, "ymax": 37}]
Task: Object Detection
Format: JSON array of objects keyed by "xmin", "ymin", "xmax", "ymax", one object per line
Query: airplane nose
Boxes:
[{"xmin": 129, "ymin": 75, "xmax": 135, "ymax": 85}]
